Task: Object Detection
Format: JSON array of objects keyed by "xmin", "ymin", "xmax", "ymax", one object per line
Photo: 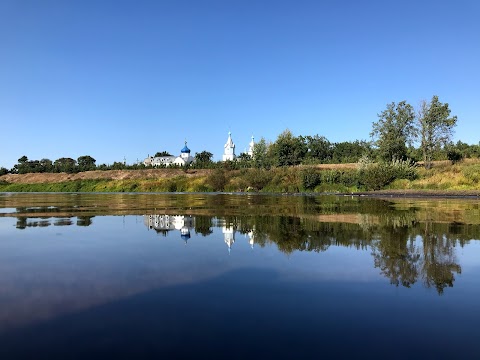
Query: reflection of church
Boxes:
[
  {"xmin": 144, "ymin": 215, "xmax": 194, "ymax": 243},
  {"xmin": 143, "ymin": 215, "xmax": 255, "ymax": 252},
  {"xmin": 223, "ymin": 224, "xmax": 235, "ymax": 254},
  {"xmin": 214, "ymin": 218, "xmax": 255, "ymax": 253}
]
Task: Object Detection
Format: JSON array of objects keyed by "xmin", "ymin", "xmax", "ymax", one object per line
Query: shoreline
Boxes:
[{"xmin": 1, "ymin": 189, "xmax": 480, "ymax": 199}]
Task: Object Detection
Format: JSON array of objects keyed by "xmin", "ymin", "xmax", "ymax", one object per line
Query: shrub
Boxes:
[
  {"xmin": 358, "ymin": 159, "xmax": 417, "ymax": 190},
  {"xmin": 302, "ymin": 168, "xmax": 321, "ymax": 190},
  {"xmin": 207, "ymin": 169, "xmax": 228, "ymax": 191},
  {"xmin": 447, "ymin": 149, "xmax": 463, "ymax": 164},
  {"xmin": 463, "ymin": 165, "xmax": 480, "ymax": 183},
  {"xmin": 247, "ymin": 168, "xmax": 272, "ymax": 190},
  {"xmin": 358, "ymin": 163, "xmax": 396, "ymax": 190}
]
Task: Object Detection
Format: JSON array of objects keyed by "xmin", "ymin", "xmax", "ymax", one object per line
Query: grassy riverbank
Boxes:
[{"xmin": 1, "ymin": 159, "xmax": 479, "ymax": 194}]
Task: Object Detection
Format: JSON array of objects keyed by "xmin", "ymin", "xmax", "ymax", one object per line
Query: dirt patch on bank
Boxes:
[{"xmin": 0, "ymin": 169, "xmax": 211, "ymax": 184}]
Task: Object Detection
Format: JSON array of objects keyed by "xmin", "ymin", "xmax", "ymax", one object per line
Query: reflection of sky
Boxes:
[
  {"xmin": 1, "ymin": 214, "xmax": 480, "ymax": 336},
  {"xmin": 0, "ymin": 215, "xmax": 372, "ymax": 332}
]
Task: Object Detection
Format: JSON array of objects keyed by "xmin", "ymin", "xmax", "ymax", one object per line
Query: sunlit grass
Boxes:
[{"xmin": 1, "ymin": 158, "xmax": 480, "ymax": 193}]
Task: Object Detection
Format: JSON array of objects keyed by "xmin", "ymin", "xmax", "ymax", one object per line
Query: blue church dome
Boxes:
[{"xmin": 181, "ymin": 141, "xmax": 191, "ymax": 153}]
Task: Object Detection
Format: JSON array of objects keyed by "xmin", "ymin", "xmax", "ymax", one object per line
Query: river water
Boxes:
[{"xmin": 0, "ymin": 193, "xmax": 479, "ymax": 359}]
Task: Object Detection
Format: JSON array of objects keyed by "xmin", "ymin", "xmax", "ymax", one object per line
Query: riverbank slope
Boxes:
[{"xmin": 1, "ymin": 160, "xmax": 479, "ymax": 194}]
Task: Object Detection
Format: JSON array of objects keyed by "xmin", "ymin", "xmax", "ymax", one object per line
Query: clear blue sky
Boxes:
[{"xmin": 1, "ymin": 0, "xmax": 479, "ymax": 168}]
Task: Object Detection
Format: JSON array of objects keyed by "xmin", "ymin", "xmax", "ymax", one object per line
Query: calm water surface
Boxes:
[{"xmin": 0, "ymin": 193, "xmax": 479, "ymax": 359}]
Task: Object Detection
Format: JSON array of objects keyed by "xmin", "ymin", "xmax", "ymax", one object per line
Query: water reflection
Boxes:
[
  {"xmin": 1, "ymin": 193, "xmax": 480, "ymax": 357},
  {"xmin": 3, "ymin": 193, "xmax": 479, "ymax": 295},
  {"xmin": 140, "ymin": 207, "xmax": 476, "ymax": 294}
]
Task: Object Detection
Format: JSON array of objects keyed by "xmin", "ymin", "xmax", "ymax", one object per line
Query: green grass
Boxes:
[{"xmin": 2, "ymin": 159, "xmax": 480, "ymax": 193}]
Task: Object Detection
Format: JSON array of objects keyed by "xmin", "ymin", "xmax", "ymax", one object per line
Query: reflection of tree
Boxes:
[
  {"xmin": 420, "ymin": 222, "xmax": 462, "ymax": 295},
  {"xmin": 194, "ymin": 216, "xmax": 213, "ymax": 236},
  {"xmin": 16, "ymin": 217, "xmax": 27, "ymax": 229},
  {"xmin": 219, "ymin": 213, "xmax": 467, "ymax": 295},
  {"xmin": 53, "ymin": 218, "xmax": 73, "ymax": 226},
  {"xmin": 268, "ymin": 217, "xmax": 308, "ymax": 254},
  {"xmin": 77, "ymin": 216, "xmax": 94, "ymax": 226},
  {"xmin": 6, "ymin": 193, "xmax": 477, "ymax": 295},
  {"xmin": 372, "ymin": 226, "xmax": 420, "ymax": 288}
]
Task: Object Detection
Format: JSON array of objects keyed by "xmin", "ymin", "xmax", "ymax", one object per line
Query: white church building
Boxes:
[
  {"xmin": 222, "ymin": 132, "xmax": 255, "ymax": 161},
  {"xmin": 144, "ymin": 134, "xmax": 255, "ymax": 167},
  {"xmin": 144, "ymin": 142, "xmax": 194, "ymax": 167}
]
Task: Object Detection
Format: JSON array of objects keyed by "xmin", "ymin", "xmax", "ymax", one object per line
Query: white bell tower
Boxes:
[
  {"xmin": 223, "ymin": 132, "xmax": 236, "ymax": 161},
  {"xmin": 247, "ymin": 135, "xmax": 255, "ymax": 157}
]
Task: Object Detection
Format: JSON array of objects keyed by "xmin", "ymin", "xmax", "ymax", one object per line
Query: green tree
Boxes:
[
  {"xmin": 332, "ymin": 140, "xmax": 372, "ymax": 163},
  {"xmin": 237, "ymin": 153, "xmax": 252, "ymax": 168},
  {"xmin": 270, "ymin": 129, "xmax": 307, "ymax": 167},
  {"xmin": 303, "ymin": 135, "xmax": 333, "ymax": 163},
  {"xmin": 194, "ymin": 151, "xmax": 213, "ymax": 168},
  {"xmin": 54, "ymin": 157, "xmax": 77, "ymax": 173},
  {"xmin": 18, "ymin": 155, "xmax": 28, "ymax": 164},
  {"xmin": 40, "ymin": 158, "xmax": 53, "ymax": 172},
  {"xmin": 417, "ymin": 95, "xmax": 458, "ymax": 169},
  {"xmin": 111, "ymin": 161, "xmax": 127, "ymax": 170},
  {"xmin": 154, "ymin": 151, "xmax": 171, "ymax": 157},
  {"xmin": 252, "ymin": 137, "xmax": 273, "ymax": 169},
  {"xmin": 371, "ymin": 101, "xmax": 416, "ymax": 162},
  {"xmin": 77, "ymin": 155, "xmax": 97, "ymax": 171},
  {"xmin": 0, "ymin": 167, "xmax": 8, "ymax": 176}
]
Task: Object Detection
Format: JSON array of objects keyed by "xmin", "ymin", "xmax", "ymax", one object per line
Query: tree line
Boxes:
[{"xmin": 1, "ymin": 95, "xmax": 478, "ymax": 175}]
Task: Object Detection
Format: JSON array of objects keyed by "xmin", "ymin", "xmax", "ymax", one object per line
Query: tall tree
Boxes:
[
  {"xmin": 332, "ymin": 140, "xmax": 372, "ymax": 163},
  {"xmin": 77, "ymin": 155, "xmax": 96, "ymax": 171},
  {"xmin": 40, "ymin": 158, "xmax": 53, "ymax": 172},
  {"xmin": 194, "ymin": 151, "xmax": 213, "ymax": 168},
  {"xmin": 270, "ymin": 129, "xmax": 307, "ymax": 167},
  {"xmin": 371, "ymin": 101, "xmax": 416, "ymax": 162},
  {"xmin": 303, "ymin": 135, "xmax": 333, "ymax": 163},
  {"xmin": 252, "ymin": 137, "xmax": 273, "ymax": 169},
  {"xmin": 54, "ymin": 157, "xmax": 77, "ymax": 173},
  {"xmin": 417, "ymin": 95, "xmax": 458, "ymax": 169}
]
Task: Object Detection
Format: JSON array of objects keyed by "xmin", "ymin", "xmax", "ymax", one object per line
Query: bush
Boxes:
[
  {"xmin": 207, "ymin": 169, "xmax": 228, "ymax": 191},
  {"xmin": 247, "ymin": 168, "xmax": 272, "ymax": 190},
  {"xmin": 358, "ymin": 159, "xmax": 417, "ymax": 190},
  {"xmin": 302, "ymin": 168, "xmax": 321, "ymax": 190},
  {"xmin": 447, "ymin": 149, "xmax": 463, "ymax": 164},
  {"xmin": 463, "ymin": 165, "xmax": 480, "ymax": 183},
  {"xmin": 0, "ymin": 167, "xmax": 8, "ymax": 176},
  {"xmin": 358, "ymin": 163, "xmax": 396, "ymax": 190}
]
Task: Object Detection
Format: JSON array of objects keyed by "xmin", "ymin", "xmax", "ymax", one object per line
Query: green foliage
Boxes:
[
  {"xmin": 462, "ymin": 165, "xmax": 480, "ymax": 183},
  {"xmin": 18, "ymin": 155, "xmax": 28, "ymax": 163},
  {"xmin": 452, "ymin": 141, "xmax": 480, "ymax": 159},
  {"xmin": 418, "ymin": 95, "xmax": 458, "ymax": 169},
  {"xmin": 77, "ymin": 155, "xmax": 96, "ymax": 171},
  {"xmin": 358, "ymin": 159, "xmax": 417, "ymax": 190},
  {"xmin": 302, "ymin": 168, "xmax": 321, "ymax": 190},
  {"xmin": 247, "ymin": 168, "xmax": 272, "ymax": 190},
  {"xmin": 222, "ymin": 160, "xmax": 238, "ymax": 171},
  {"xmin": 54, "ymin": 157, "xmax": 77, "ymax": 173},
  {"xmin": 194, "ymin": 151, "xmax": 214, "ymax": 168},
  {"xmin": 270, "ymin": 129, "xmax": 307, "ymax": 167},
  {"xmin": 207, "ymin": 169, "xmax": 228, "ymax": 191},
  {"xmin": 321, "ymin": 170, "xmax": 359, "ymax": 187},
  {"xmin": 446, "ymin": 148, "xmax": 463, "ymax": 164},
  {"xmin": 358, "ymin": 163, "xmax": 397, "ymax": 190},
  {"xmin": 236, "ymin": 153, "xmax": 253, "ymax": 168},
  {"xmin": 303, "ymin": 135, "xmax": 333, "ymax": 163},
  {"xmin": 0, "ymin": 167, "xmax": 8, "ymax": 176},
  {"xmin": 154, "ymin": 151, "xmax": 172, "ymax": 157},
  {"xmin": 332, "ymin": 140, "xmax": 373, "ymax": 163},
  {"xmin": 371, "ymin": 100, "xmax": 416, "ymax": 162},
  {"xmin": 253, "ymin": 137, "xmax": 273, "ymax": 169}
]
